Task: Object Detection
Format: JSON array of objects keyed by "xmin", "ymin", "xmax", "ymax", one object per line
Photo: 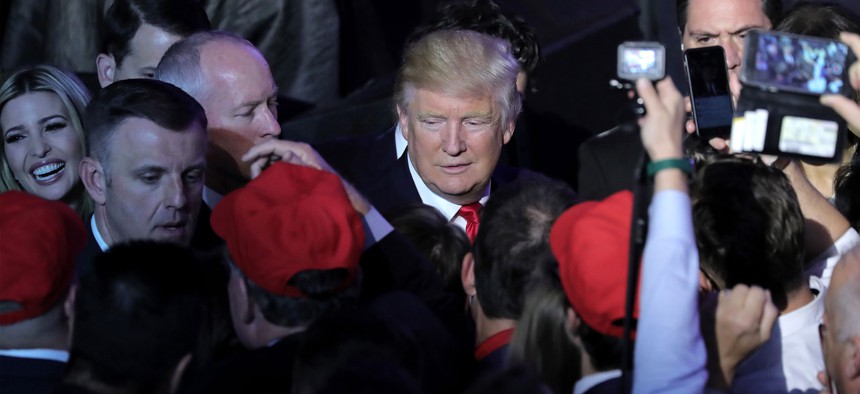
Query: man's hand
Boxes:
[
  {"xmin": 636, "ymin": 77, "xmax": 686, "ymax": 161},
  {"xmin": 821, "ymin": 32, "xmax": 860, "ymax": 139},
  {"xmin": 242, "ymin": 140, "xmax": 333, "ymax": 178},
  {"xmin": 714, "ymin": 284, "xmax": 779, "ymax": 386},
  {"xmin": 242, "ymin": 140, "xmax": 371, "ymax": 215}
]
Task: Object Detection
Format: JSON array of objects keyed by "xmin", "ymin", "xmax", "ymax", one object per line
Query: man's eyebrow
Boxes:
[
  {"xmin": 687, "ymin": 29, "xmax": 718, "ymax": 37},
  {"xmin": 132, "ymin": 165, "xmax": 166, "ymax": 174},
  {"xmin": 729, "ymin": 25, "xmax": 764, "ymax": 35},
  {"xmin": 688, "ymin": 24, "xmax": 765, "ymax": 37},
  {"xmin": 417, "ymin": 112, "xmax": 447, "ymax": 120},
  {"xmin": 184, "ymin": 162, "xmax": 206, "ymax": 172},
  {"xmin": 462, "ymin": 112, "xmax": 493, "ymax": 119}
]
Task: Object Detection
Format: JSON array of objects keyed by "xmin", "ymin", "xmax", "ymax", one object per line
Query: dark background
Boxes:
[{"xmin": 2, "ymin": 0, "xmax": 859, "ymax": 144}]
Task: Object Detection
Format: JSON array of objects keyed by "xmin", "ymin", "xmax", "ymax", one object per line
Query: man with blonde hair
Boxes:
[{"xmin": 361, "ymin": 29, "xmax": 532, "ymax": 241}]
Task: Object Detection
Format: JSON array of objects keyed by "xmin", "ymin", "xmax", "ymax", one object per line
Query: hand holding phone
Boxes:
[{"xmin": 684, "ymin": 46, "xmax": 735, "ymax": 139}]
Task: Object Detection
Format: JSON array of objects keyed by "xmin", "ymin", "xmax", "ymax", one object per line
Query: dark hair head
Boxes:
[
  {"xmin": 389, "ymin": 203, "xmax": 470, "ymax": 298},
  {"xmin": 507, "ymin": 263, "xmax": 581, "ymax": 394},
  {"xmin": 229, "ymin": 254, "xmax": 359, "ymax": 329},
  {"xmin": 292, "ymin": 306, "xmax": 427, "ymax": 394},
  {"xmin": 101, "ymin": 0, "xmax": 211, "ymax": 67},
  {"xmin": 692, "ymin": 156, "xmax": 806, "ymax": 310},
  {"xmin": 84, "ymin": 78, "xmax": 206, "ymax": 170},
  {"xmin": 407, "ymin": 0, "xmax": 540, "ymax": 74},
  {"xmin": 575, "ymin": 320, "xmax": 625, "ymax": 371},
  {"xmin": 68, "ymin": 241, "xmax": 208, "ymax": 391},
  {"xmin": 473, "ymin": 176, "xmax": 577, "ymax": 319},
  {"xmin": 676, "ymin": 0, "xmax": 782, "ymax": 34},
  {"xmin": 776, "ymin": 2, "xmax": 860, "ymax": 39}
]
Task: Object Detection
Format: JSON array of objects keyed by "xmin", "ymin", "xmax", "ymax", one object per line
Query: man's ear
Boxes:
[
  {"xmin": 848, "ymin": 335, "xmax": 860, "ymax": 380},
  {"xmin": 170, "ymin": 353, "xmax": 193, "ymax": 394},
  {"xmin": 396, "ymin": 105, "xmax": 409, "ymax": 141},
  {"xmin": 461, "ymin": 252, "xmax": 476, "ymax": 297},
  {"xmin": 96, "ymin": 53, "xmax": 117, "ymax": 88},
  {"xmin": 80, "ymin": 158, "xmax": 107, "ymax": 205},
  {"xmin": 229, "ymin": 272, "xmax": 255, "ymax": 324},
  {"xmin": 501, "ymin": 120, "xmax": 515, "ymax": 144},
  {"xmin": 698, "ymin": 270, "xmax": 714, "ymax": 293},
  {"xmin": 565, "ymin": 306, "xmax": 581, "ymax": 342}
]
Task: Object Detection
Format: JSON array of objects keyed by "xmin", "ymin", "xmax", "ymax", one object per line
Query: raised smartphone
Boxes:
[
  {"xmin": 741, "ymin": 29, "xmax": 854, "ymax": 96},
  {"xmin": 684, "ymin": 46, "xmax": 734, "ymax": 139},
  {"xmin": 617, "ymin": 41, "xmax": 665, "ymax": 81}
]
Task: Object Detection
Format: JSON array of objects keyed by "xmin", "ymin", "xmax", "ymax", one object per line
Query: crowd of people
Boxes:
[{"xmin": 1, "ymin": 0, "xmax": 860, "ymax": 393}]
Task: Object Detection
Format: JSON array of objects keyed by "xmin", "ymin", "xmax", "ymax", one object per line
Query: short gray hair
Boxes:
[
  {"xmin": 394, "ymin": 29, "xmax": 521, "ymax": 126},
  {"xmin": 154, "ymin": 30, "xmax": 254, "ymax": 105}
]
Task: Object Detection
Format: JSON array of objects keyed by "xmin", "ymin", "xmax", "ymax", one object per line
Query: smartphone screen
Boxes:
[
  {"xmin": 617, "ymin": 42, "xmax": 665, "ymax": 81},
  {"xmin": 743, "ymin": 30, "xmax": 851, "ymax": 95},
  {"xmin": 685, "ymin": 46, "xmax": 734, "ymax": 139}
]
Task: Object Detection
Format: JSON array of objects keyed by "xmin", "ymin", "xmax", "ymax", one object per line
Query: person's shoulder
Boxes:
[
  {"xmin": 492, "ymin": 164, "xmax": 549, "ymax": 186},
  {"xmin": 314, "ymin": 126, "xmax": 398, "ymax": 185},
  {"xmin": 580, "ymin": 123, "xmax": 642, "ymax": 152}
]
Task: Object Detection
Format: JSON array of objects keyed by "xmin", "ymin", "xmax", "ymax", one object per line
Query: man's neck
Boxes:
[
  {"xmin": 205, "ymin": 167, "xmax": 247, "ymax": 197},
  {"xmin": 782, "ymin": 287, "xmax": 815, "ymax": 315},
  {"xmin": 92, "ymin": 208, "xmax": 114, "ymax": 249},
  {"xmin": 474, "ymin": 315, "xmax": 515, "ymax": 345},
  {"xmin": 248, "ymin": 319, "xmax": 307, "ymax": 349}
]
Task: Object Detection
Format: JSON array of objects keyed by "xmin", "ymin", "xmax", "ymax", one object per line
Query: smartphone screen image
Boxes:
[
  {"xmin": 685, "ymin": 46, "xmax": 734, "ymax": 139},
  {"xmin": 744, "ymin": 30, "xmax": 851, "ymax": 95},
  {"xmin": 779, "ymin": 116, "xmax": 839, "ymax": 158},
  {"xmin": 617, "ymin": 42, "xmax": 665, "ymax": 81}
]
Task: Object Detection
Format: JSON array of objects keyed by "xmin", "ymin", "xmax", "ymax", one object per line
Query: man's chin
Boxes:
[{"xmin": 151, "ymin": 230, "xmax": 192, "ymax": 247}]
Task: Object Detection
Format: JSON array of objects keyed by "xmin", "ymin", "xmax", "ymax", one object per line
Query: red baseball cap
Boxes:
[
  {"xmin": 0, "ymin": 191, "xmax": 85, "ymax": 325},
  {"xmin": 549, "ymin": 190, "xmax": 640, "ymax": 338},
  {"xmin": 211, "ymin": 162, "xmax": 365, "ymax": 298}
]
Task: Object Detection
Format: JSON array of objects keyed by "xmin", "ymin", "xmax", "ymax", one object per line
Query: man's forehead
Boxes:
[
  {"xmin": 410, "ymin": 88, "xmax": 494, "ymax": 110},
  {"xmin": 685, "ymin": 0, "xmax": 771, "ymax": 32}
]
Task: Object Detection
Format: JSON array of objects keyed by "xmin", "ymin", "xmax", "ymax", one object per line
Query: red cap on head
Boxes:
[
  {"xmin": 211, "ymin": 163, "xmax": 365, "ymax": 298},
  {"xmin": 0, "ymin": 191, "xmax": 85, "ymax": 325},
  {"xmin": 549, "ymin": 190, "xmax": 639, "ymax": 338}
]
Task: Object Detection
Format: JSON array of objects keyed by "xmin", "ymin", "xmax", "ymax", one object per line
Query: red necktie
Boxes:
[{"xmin": 458, "ymin": 203, "xmax": 482, "ymax": 242}]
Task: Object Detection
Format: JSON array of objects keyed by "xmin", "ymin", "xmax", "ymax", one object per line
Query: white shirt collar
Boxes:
[
  {"xmin": 394, "ymin": 123, "xmax": 407, "ymax": 159},
  {"xmin": 0, "ymin": 348, "xmax": 69, "ymax": 363},
  {"xmin": 91, "ymin": 215, "xmax": 109, "ymax": 252},
  {"xmin": 406, "ymin": 153, "xmax": 490, "ymax": 226},
  {"xmin": 573, "ymin": 370, "xmax": 622, "ymax": 394},
  {"xmin": 203, "ymin": 186, "xmax": 223, "ymax": 209},
  {"xmin": 779, "ymin": 276, "xmax": 826, "ymax": 338}
]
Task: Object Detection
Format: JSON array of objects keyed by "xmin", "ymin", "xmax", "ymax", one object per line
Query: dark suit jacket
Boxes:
[
  {"xmin": 358, "ymin": 154, "xmax": 539, "ymax": 217},
  {"xmin": 0, "ymin": 355, "xmax": 65, "ymax": 394},
  {"xmin": 314, "ymin": 125, "xmax": 398, "ymax": 189},
  {"xmin": 74, "ymin": 205, "xmax": 222, "ymax": 280},
  {"xmin": 191, "ymin": 203, "xmax": 223, "ymax": 252},
  {"xmin": 577, "ymin": 123, "xmax": 646, "ymax": 201},
  {"xmin": 74, "ymin": 216, "xmax": 102, "ymax": 279},
  {"xmin": 185, "ymin": 333, "xmax": 304, "ymax": 393}
]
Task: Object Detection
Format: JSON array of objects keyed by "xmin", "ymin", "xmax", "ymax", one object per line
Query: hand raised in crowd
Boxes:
[
  {"xmin": 714, "ymin": 284, "xmax": 779, "ymax": 387},
  {"xmin": 821, "ymin": 32, "xmax": 860, "ymax": 139},
  {"xmin": 636, "ymin": 77, "xmax": 688, "ymax": 192},
  {"xmin": 242, "ymin": 140, "xmax": 371, "ymax": 214},
  {"xmin": 636, "ymin": 77, "xmax": 685, "ymax": 161}
]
